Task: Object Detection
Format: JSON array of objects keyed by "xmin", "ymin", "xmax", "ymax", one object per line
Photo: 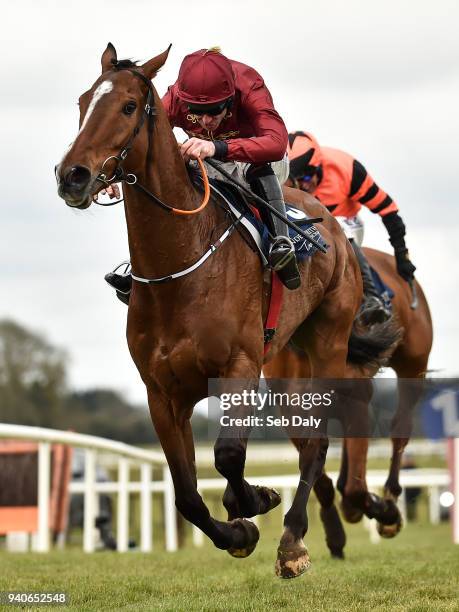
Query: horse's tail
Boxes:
[{"xmin": 347, "ymin": 317, "xmax": 402, "ymax": 368}]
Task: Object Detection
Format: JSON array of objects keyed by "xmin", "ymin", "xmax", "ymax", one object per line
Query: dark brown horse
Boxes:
[
  {"xmin": 56, "ymin": 45, "xmax": 398, "ymax": 577},
  {"xmin": 264, "ymin": 247, "xmax": 433, "ymax": 557}
]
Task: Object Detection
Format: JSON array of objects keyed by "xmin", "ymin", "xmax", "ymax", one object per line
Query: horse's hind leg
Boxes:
[
  {"xmin": 275, "ymin": 312, "xmax": 351, "ymax": 578},
  {"xmin": 314, "ymin": 470, "xmax": 346, "ymax": 559},
  {"xmin": 276, "ymin": 436, "xmax": 328, "ymax": 578},
  {"xmin": 289, "ymin": 433, "xmax": 346, "ymax": 560}
]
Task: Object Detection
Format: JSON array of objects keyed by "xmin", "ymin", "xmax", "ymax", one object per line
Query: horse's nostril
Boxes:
[{"xmin": 65, "ymin": 165, "xmax": 92, "ymax": 190}]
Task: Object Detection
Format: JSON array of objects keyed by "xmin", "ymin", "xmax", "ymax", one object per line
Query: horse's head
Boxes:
[{"xmin": 56, "ymin": 43, "xmax": 170, "ymax": 209}]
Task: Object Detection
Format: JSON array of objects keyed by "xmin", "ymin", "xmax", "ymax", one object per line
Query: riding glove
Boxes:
[
  {"xmin": 382, "ymin": 212, "xmax": 416, "ymax": 281},
  {"xmin": 395, "ymin": 249, "xmax": 416, "ymax": 281}
]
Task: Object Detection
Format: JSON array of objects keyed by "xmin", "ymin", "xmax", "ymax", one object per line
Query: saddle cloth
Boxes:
[{"xmin": 208, "ymin": 178, "xmax": 328, "ymax": 265}]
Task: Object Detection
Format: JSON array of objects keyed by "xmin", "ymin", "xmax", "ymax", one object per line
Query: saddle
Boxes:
[{"xmin": 207, "ymin": 177, "xmax": 327, "ymax": 267}]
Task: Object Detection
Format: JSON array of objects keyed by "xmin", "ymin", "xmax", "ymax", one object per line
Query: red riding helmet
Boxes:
[
  {"xmin": 287, "ymin": 131, "xmax": 322, "ymax": 179},
  {"xmin": 177, "ymin": 48, "xmax": 235, "ymax": 107}
]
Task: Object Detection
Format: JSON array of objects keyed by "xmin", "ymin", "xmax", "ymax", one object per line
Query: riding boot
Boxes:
[
  {"xmin": 104, "ymin": 271, "xmax": 132, "ymax": 306},
  {"xmin": 351, "ymin": 241, "xmax": 391, "ymax": 324},
  {"xmin": 249, "ymin": 173, "xmax": 301, "ymax": 290}
]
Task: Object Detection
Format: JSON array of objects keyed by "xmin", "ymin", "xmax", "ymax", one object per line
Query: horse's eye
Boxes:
[{"xmin": 123, "ymin": 102, "xmax": 137, "ymax": 115}]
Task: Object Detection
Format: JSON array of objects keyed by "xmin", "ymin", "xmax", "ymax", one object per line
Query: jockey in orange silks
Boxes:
[{"xmin": 287, "ymin": 131, "xmax": 416, "ymax": 323}]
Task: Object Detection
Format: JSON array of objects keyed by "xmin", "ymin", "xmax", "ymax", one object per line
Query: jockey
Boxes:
[
  {"xmin": 287, "ymin": 131, "xmax": 416, "ymax": 323},
  {"xmin": 106, "ymin": 48, "xmax": 300, "ymax": 296}
]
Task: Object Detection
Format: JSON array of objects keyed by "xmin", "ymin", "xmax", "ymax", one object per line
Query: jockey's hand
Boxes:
[
  {"xmin": 93, "ymin": 183, "xmax": 120, "ymax": 201},
  {"xmin": 395, "ymin": 249, "xmax": 416, "ymax": 281},
  {"xmin": 180, "ymin": 138, "xmax": 216, "ymax": 162}
]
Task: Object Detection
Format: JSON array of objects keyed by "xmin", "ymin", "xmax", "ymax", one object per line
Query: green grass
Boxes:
[{"xmin": 1, "ymin": 522, "xmax": 458, "ymax": 611}]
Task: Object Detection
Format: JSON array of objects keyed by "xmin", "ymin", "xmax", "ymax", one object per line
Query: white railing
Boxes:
[
  {"xmin": 0, "ymin": 424, "xmax": 176, "ymax": 553},
  {"xmin": 0, "ymin": 425, "xmax": 454, "ymax": 553},
  {"xmin": 192, "ymin": 440, "xmax": 447, "ymax": 467}
]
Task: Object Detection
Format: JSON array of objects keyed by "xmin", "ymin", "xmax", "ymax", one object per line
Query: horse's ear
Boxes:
[
  {"xmin": 101, "ymin": 42, "xmax": 117, "ymax": 73},
  {"xmin": 141, "ymin": 45, "xmax": 172, "ymax": 80}
]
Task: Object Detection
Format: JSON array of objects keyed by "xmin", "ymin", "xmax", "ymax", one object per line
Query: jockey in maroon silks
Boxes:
[
  {"xmin": 287, "ymin": 131, "xmax": 417, "ymax": 323},
  {"xmin": 106, "ymin": 48, "xmax": 301, "ymax": 295}
]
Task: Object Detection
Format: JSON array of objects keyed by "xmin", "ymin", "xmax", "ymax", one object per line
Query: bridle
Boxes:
[{"xmin": 94, "ymin": 61, "xmax": 210, "ymax": 214}]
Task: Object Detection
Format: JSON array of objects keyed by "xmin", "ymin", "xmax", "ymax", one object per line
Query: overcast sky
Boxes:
[{"xmin": 1, "ymin": 0, "xmax": 458, "ymax": 404}]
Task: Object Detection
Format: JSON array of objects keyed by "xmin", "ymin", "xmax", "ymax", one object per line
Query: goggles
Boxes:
[
  {"xmin": 297, "ymin": 174, "xmax": 314, "ymax": 183},
  {"xmin": 188, "ymin": 98, "xmax": 232, "ymax": 117}
]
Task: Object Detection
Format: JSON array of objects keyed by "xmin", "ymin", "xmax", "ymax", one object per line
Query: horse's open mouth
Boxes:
[
  {"xmin": 64, "ymin": 195, "xmax": 92, "ymax": 210},
  {"xmin": 57, "ymin": 180, "xmax": 97, "ymax": 210}
]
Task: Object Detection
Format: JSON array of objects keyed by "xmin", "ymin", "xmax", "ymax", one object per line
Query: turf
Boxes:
[{"xmin": 1, "ymin": 522, "xmax": 458, "ymax": 611}]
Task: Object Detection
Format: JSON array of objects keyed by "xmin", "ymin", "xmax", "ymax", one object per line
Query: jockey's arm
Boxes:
[
  {"xmin": 349, "ymin": 159, "xmax": 416, "ymax": 281},
  {"xmin": 223, "ymin": 84, "xmax": 288, "ymax": 164},
  {"xmin": 381, "ymin": 212, "xmax": 416, "ymax": 281}
]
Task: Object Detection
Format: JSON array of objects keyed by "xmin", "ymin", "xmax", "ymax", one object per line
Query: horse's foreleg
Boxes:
[
  {"xmin": 339, "ymin": 377, "xmax": 402, "ymax": 529},
  {"xmin": 215, "ymin": 351, "xmax": 281, "ymax": 524},
  {"xmin": 147, "ymin": 390, "xmax": 259, "ymax": 555},
  {"xmin": 343, "ymin": 435, "xmax": 402, "ymax": 529},
  {"xmin": 339, "ymin": 388, "xmax": 395, "ymax": 528},
  {"xmin": 314, "ymin": 470, "xmax": 346, "ymax": 559},
  {"xmin": 378, "ymin": 373, "xmax": 426, "ymax": 537}
]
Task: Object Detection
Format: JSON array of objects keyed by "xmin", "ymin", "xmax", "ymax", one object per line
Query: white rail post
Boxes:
[
  {"xmin": 192, "ymin": 525, "xmax": 204, "ymax": 547},
  {"xmin": 363, "ymin": 516, "xmax": 381, "ymax": 544},
  {"xmin": 140, "ymin": 463, "xmax": 153, "ymax": 552},
  {"xmin": 428, "ymin": 486, "xmax": 441, "ymax": 525},
  {"xmin": 281, "ymin": 487, "xmax": 293, "ymax": 521},
  {"xmin": 36, "ymin": 442, "xmax": 51, "ymax": 552},
  {"xmin": 117, "ymin": 457, "xmax": 130, "ymax": 552},
  {"xmin": 163, "ymin": 466, "xmax": 178, "ymax": 551},
  {"xmin": 398, "ymin": 488, "xmax": 407, "ymax": 524},
  {"xmin": 83, "ymin": 449, "xmax": 97, "ymax": 553},
  {"xmin": 453, "ymin": 438, "xmax": 459, "ymax": 544}
]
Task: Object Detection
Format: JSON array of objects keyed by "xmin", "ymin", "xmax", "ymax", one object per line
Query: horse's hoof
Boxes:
[
  {"xmin": 330, "ymin": 548, "xmax": 345, "ymax": 560},
  {"xmin": 227, "ymin": 518, "xmax": 259, "ymax": 558},
  {"xmin": 340, "ymin": 499, "xmax": 364, "ymax": 524},
  {"xmin": 374, "ymin": 498, "xmax": 402, "ymax": 532},
  {"xmin": 255, "ymin": 486, "xmax": 282, "ymax": 515},
  {"xmin": 275, "ymin": 544, "xmax": 311, "ymax": 579},
  {"xmin": 377, "ymin": 518, "xmax": 403, "ymax": 538}
]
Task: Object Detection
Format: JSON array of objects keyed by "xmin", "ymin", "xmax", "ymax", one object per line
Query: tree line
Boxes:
[{"xmin": 0, "ymin": 319, "xmax": 209, "ymax": 444}]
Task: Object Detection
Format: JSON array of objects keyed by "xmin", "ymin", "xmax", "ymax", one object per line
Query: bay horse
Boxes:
[
  {"xmin": 55, "ymin": 44, "xmax": 399, "ymax": 577},
  {"xmin": 264, "ymin": 247, "xmax": 433, "ymax": 557}
]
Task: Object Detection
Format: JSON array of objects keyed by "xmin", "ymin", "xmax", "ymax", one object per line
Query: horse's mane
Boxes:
[{"xmin": 111, "ymin": 58, "xmax": 139, "ymax": 70}]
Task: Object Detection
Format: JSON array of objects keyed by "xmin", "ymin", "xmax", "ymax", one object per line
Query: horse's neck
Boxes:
[{"xmin": 124, "ymin": 99, "xmax": 216, "ymax": 280}]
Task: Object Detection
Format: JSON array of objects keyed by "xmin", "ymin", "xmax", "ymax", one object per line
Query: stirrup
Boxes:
[
  {"xmin": 104, "ymin": 261, "xmax": 132, "ymax": 295},
  {"xmin": 269, "ymin": 236, "xmax": 295, "ymax": 271}
]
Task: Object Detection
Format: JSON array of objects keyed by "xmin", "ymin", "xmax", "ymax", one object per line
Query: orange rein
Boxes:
[{"xmin": 172, "ymin": 157, "xmax": 210, "ymax": 215}]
